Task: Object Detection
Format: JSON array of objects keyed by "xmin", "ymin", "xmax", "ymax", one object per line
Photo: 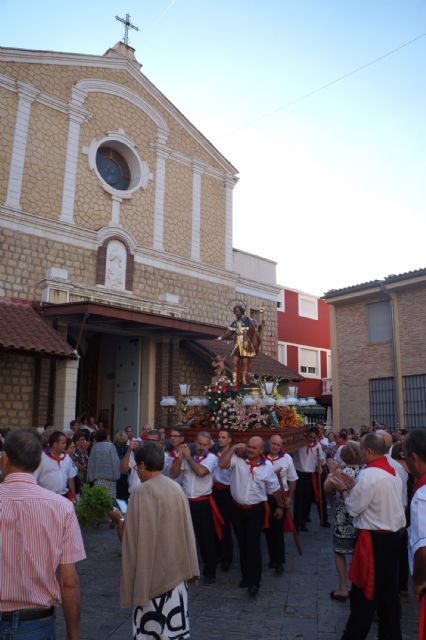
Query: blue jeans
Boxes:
[{"xmin": 0, "ymin": 613, "xmax": 55, "ymax": 640}]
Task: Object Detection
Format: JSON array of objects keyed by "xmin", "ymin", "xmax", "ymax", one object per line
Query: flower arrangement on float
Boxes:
[{"xmin": 203, "ymin": 377, "xmax": 306, "ymax": 432}]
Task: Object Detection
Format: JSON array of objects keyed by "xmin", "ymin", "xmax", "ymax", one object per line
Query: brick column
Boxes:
[
  {"xmin": 5, "ymin": 82, "xmax": 39, "ymax": 209},
  {"xmin": 54, "ymin": 358, "xmax": 79, "ymax": 430}
]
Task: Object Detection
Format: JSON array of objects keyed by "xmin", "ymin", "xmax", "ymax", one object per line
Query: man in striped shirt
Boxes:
[{"xmin": 0, "ymin": 429, "xmax": 86, "ymax": 640}]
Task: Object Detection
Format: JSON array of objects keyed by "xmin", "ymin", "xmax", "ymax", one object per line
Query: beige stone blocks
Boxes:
[
  {"xmin": 0, "ymin": 352, "xmax": 33, "ymax": 428},
  {"xmin": 163, "ymin": 161, "xmax": 192, "ymax": 257},
  {"xmin": 20, "ymin": 102, "xmax": 68, "ymax": 218}
]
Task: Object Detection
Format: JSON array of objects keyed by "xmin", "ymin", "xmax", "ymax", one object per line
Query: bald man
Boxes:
[{"xmin": 220, "ymin": 437, "xmax": 283, "ymax": 596}]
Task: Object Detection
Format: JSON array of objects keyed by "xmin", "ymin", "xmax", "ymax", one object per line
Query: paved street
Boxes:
[{"xmin": 57, "ymin": 509, "xmax": 418, "ymax": 640}]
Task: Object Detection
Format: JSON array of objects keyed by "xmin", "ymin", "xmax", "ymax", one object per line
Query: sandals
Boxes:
[{"xmin": 330, "ymin": 591, "xmax": 349, "ymax": 602}]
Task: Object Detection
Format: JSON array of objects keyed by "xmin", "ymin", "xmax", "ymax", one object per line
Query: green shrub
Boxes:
[{"xmin": 76, "ymin": 484, "xmax": 113, "ymax": 528}]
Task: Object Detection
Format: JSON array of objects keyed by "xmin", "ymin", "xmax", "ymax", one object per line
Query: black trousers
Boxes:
[
  {"xmin": 264, "ymin": 494, "xmax": 285, "ymax": 565},
  {"xmin": 189, "ymin": 499, "xmax": 217, "ymax": 578},
  {"xmin": 232, "ymin": 502, "xmax": 265, "ymax": 587},
  {"xmin": 212, "ymin": 487, "xmax": 234, "ymax": 565},
  {"xmin": 294, "ymin": 471, "xmax": 315, "ymax": 528},
  {"xmin": 341, "ymin": 530, "xmax": 402, "ymax": 640}
]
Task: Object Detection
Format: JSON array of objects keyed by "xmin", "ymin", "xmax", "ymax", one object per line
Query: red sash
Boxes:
[
  {"xmin": 233, "ymin": 499, "xmax": 270, "ymax": 529},
  {"xmin": 264, "ymin": 500, "xmax": 271, "ymax": 529},
  {"xmin": 349, "ymin": 530, "xmax": 374, "ymax": 600},
  {"xmin": 348, "ymin": 457, "xmax": 396, "ymax": 601},
  {"xmin": 212, "ymin": 481, "xmax": 229, "ymax": 491},
  {"xmin": 189, "ymin": 495, "xmax": 224, "ymax": 540},
  {"xmin": 311, "ymin": 473, "xmax": 320, "ymax": 503}
]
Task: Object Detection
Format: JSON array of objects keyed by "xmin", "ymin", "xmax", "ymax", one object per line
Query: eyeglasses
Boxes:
[{"xmin": 170, "ymin": 435, "xmax": 183, "ymax": 439}]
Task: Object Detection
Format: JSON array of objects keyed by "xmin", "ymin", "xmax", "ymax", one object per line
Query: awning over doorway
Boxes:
[
  {"xmin": 41, "ymin": 301, "xmax": 223, "ymax": 339},
  {"xmin": 0, "ymin": 298, "xmax": 76, "ymax": 358},
  {"xmin": 184, "ymin": 338, "xmax": 304, "ymax": 381}
]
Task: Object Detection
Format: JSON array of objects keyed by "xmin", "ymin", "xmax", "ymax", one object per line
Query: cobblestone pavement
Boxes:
[{"xmin": 57, "ymin": 509, "xmax": 418, "ymax": 640}]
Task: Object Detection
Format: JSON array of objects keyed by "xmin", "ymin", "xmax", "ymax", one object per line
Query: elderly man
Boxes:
[
  {"xmin": 265, "ymin": 434, "xmax": 298, "ymax": 574},
  {"xmin": 170, "ymin": 431, "xmax": 220, "ymax": 584},
  {"xmin": 404, "ymin": 430, "xmax": 426, "ymax": 638},
  {"xmin": 112, "ymin": 442, "xmax": 199, "ymax": 640},
  {"xmin": 220, "ymin": 436, "xmax": 283, "ymax": 596},
  {"xmin": 0, "ymin": 429, "xmax": 86, "ymax": 639},
  {"xmin": 334, "ymin": 432, "xmax": 405, "ymax": 640}
]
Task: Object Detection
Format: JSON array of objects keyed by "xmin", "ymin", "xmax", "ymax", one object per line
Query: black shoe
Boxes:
[
  {"xmin": 203, "ymin": 576, "xmax": 216, "ymax": 585},
  {"xmin": 220, "ymin": 561, "xmax": 231, "ymax": 572},
  {"xmin": 248, "ymin": 585, "xmax": 259, "ymax": 597},
  {"xmin": 275, "ymin": 564, "xmax": 284, "ymax": 575},
  {"xmin": 321, "ymin": 522, "xmax": 331, "ymax": 528},
  {"xmin": 268, "ymin": 560, "xmax": 275, "ymax": 569},
  {"xmin": 239, "ymin": 579, "xmax": 249, "ymax": 588}
]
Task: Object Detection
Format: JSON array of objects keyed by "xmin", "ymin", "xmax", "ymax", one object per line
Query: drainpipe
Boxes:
[{"xmin": 380, "ymin": 283, "xmax": 402, "ymax": 431}]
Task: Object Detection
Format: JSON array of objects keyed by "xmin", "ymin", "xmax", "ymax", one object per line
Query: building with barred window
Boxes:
[
  {"xmin": 324, "ymin": 268, "xmax": 426, "ymax": 431},
  {"xmin": 0, "ymin": 41, "xmax": 299, "ymax": 431}
]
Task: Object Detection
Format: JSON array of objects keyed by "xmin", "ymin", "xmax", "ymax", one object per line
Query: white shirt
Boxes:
[
  {"xmin": 345, "ymin": 465, "xmax": 406, "ymax": 531},
  {"xmin": 128, "ymin": 451, "xmax": 141, "ymax": 494},
  {"xmin": 228, "ymin": 455, "xmax": 280, "ymax": 505},
  {"xmin": 213, "ymin": 451, "xmax": 232, "ymax": 486},
  {"xmin": 265, "ymin": 453, "xmax": 298, "ymax": 491},
  {"xmin": 409, "ymin": 484, "xmax": 426, "ymax": 574},
  {"xmin": 292, "ymin": 443, "xmax": 324, "ymax": 473},
  {"xmin": 163, "ymin": 451, "xmax": 183, "ymax": 486},
  {"xmin": 33, "ymin": 451, "xmax": 77, "ymax": 495},
  {"xmin": 386, "ymin": 453, "xmax": 408, "ymax": 507},
  {"xmin": 180, "ymin": 453, "xmax": 218, "ymax": 499}
]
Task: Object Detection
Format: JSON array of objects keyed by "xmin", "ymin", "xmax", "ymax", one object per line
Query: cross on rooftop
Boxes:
[{"xmin": 115, "ymin": 13, "xmax": 140, "ymax": 46}]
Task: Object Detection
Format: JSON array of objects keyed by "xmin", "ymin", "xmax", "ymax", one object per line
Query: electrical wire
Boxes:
[{"xmin": 223, "ymin": 32, "xmax": 426, "ymax": 137}]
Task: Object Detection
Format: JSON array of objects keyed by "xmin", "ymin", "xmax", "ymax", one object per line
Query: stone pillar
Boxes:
[
  {"xmin": 191, "ymin": 161, "xmax": 205, "ymax": 261},
  {"xmin": 60, "ymin": 87, "xmax": 91, "ymax": 223},
  {"xmin": 54, "ymin": 358, "xmax": 79, "ymax": 430},
  {"xmin": 224, "ymin": 175, "xmax": 236, "ymax": 271},
  {"xmin": 152, "ymin": 141, "xmax": 169, "ymax": 251},
  {"xmin": 5, "ymin": 82, "xmax": 39, "ymax": 209}
]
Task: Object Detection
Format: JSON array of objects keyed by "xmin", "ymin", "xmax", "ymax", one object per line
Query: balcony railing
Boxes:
[{"xmin": 322, "ymin": 378, "xmax": 332, "ymax": 395}]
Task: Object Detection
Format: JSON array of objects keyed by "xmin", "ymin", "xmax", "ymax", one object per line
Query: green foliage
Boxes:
[{"xmin": 76, "ymin": 484, "xmax": 113, "ymax": 529}]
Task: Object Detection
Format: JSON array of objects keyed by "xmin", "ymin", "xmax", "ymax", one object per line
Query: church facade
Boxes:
[{"xmin": 0, "ymin": 42, "xmax": 283, "ymax": 432}]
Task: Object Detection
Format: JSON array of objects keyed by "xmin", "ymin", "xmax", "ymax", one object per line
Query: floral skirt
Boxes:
[
  {"xmin": 133, "ymin": 581, "xmax": 189, "ymax": 640},
  {"xmin": 93, "ymin": 478, "xmax": 116, "ymax": 499}
]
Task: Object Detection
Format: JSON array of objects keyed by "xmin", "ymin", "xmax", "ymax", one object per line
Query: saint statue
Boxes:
[{"xmin": 217, "ymin": 304, "xmax": 262, "ymax": 385}]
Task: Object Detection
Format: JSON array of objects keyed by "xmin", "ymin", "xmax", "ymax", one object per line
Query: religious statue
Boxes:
[{"xmin": 217, "ymin": 304, "xmax": 262, "ymax": 386}]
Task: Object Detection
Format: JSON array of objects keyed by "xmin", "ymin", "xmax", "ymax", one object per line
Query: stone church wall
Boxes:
[{"xmin": 0, "ymin": 352, "xmax": 34, "ymax": 428}]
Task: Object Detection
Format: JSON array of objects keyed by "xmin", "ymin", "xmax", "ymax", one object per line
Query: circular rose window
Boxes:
[{"xmin": 96, "ymin": 147, "xmax": 131, "ymax": 191}]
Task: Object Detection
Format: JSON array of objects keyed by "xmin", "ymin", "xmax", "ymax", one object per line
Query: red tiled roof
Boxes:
[
  {"xmin": 185, "ymin": 339, "xmax": 304, "ymax": 381},
  {"xmin": 0, "ymin": 299, "xmax": 76, "ymax": 358}
]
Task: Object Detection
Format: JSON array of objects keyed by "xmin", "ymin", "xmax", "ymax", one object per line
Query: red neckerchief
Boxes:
[
  {"xmin": 45, "ymin": 448, "xmax": 65, "ymax": 467},
  {"xmin": 366, "ymin": 456, "xmax": 396, "ymax": 476},
  {"xmin": 306, "ymin": 442, "xmax": 317, "ymax": 454},
  {"xmin": 413, "ymin": 472, "xmax": 426, "ymax": 496},
  {"xmin": 193, "ymin": 452, "xmax": 209, "ymax": 464},
  {"xmin": 266, "ymin": 450, "xmax": 286, "ymax": 463},
  {"xmin": 319, "ymin": 435, "xmax": 324, "ymax": 442},
  {"xmin": 169, "ymin": 450, "xmax": 179, "ymax": 460},
  {"xmin": 245, "ymin": 457, "xmax": 265, "ymax": 479}
]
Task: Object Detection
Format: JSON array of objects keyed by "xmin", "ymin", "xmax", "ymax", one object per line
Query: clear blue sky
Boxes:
[{"xmin": 1, "ymin": 1, "xmax": 425, "ymax": 294}]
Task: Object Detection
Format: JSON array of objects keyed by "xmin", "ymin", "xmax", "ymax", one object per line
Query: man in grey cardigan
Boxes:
[{"xmin": 111, "ymin": 442, "xmax": 199, "ymax": 640}]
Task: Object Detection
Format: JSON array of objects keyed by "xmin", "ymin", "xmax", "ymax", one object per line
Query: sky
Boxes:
[{"xmin": 1, "ymin": 1, "xmax": 425, "ymax": 295}]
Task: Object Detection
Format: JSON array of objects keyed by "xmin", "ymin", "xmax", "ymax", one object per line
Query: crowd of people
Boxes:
[{"xmin": 0, "ymin": 419, "xmax": 425, "ymax": 640}]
